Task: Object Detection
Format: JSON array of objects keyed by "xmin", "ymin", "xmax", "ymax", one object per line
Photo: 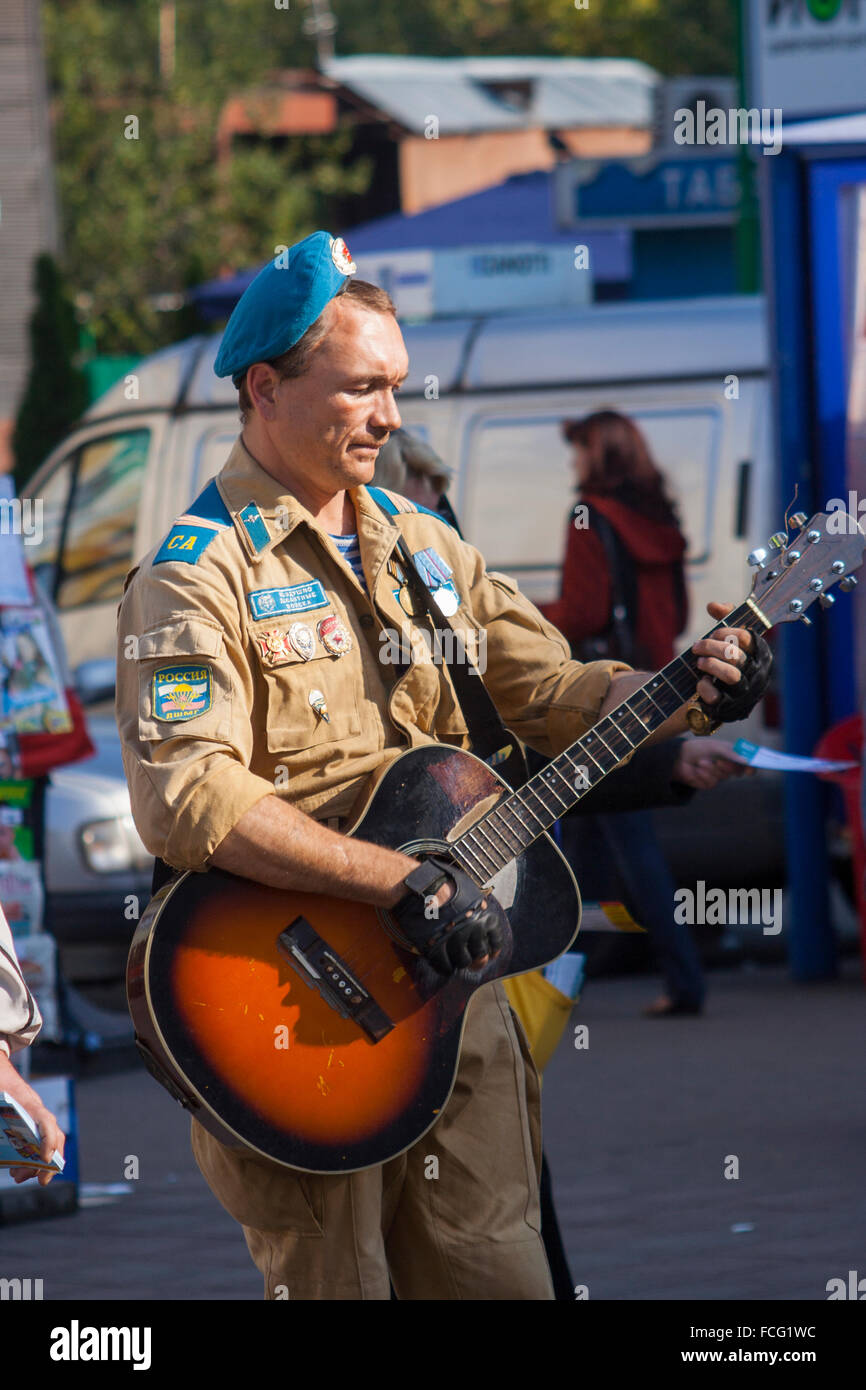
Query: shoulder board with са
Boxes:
[{"xmin": 154, "ymin": 480, "xmax": 232, "ymax": 567}]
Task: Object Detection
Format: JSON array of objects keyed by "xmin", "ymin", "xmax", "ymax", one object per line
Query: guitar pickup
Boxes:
[{"xmin": 277, "ymin": 917, "xmax": 394, "ymax": 1044}]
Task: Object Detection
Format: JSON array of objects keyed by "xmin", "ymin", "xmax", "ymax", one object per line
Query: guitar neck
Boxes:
[{"xmin": 451, "ymin": 599, "xmax": 767, "ymax": 884}]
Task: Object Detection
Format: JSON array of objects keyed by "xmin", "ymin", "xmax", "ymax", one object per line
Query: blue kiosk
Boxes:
[{"xmin": 760, "ymin": 113, "xmax": 866, "ymax": 978}]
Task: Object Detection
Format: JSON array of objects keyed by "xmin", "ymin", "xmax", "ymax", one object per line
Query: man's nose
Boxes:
[{"xmin": 371, "ymin": 389, "xmax": 402, "ymax": 433}]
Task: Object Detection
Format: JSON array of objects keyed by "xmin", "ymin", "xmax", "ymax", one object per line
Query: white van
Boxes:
[{"xmin": 25, "ymin": 294, "xmax": 783, "ymax": 885}]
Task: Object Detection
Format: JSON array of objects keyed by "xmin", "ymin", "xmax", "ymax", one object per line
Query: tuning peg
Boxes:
[
  {"xmin": 818, "ymin": 593, "xmax": 835, "ymax": 609},
  {"xmin": 747, "ymin": 547, "xmax": 768, "ymax": 568},
  {"xmin": 790, "ymin": 512, "xmax": 808, "ymax": 529},
  {"xmin": 840, "ymin": 575, "xmax": 858, "ymax": 593},
  {"xmin": 768, "ymin": 532, "xmax": 788, "ymax": 550},
  {"xmin": 799, "ymin": 614, "xmax": 812, "ymax": 626}
]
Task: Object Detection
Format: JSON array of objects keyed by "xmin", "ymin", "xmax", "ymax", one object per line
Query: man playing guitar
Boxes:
[{"xmin": 115, "ymin": 231, "xmax": 770, "ymax": 1300}]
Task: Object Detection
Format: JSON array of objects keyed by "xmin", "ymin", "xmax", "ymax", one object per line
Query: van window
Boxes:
[
  {"xmin": 27, "ymin": 452, "xmax": 76, "ymax": 586},
  {"xmin": 54, "ymin": 430, "xmax": 150, "ymax": 610},
  {"xmin": 189, "ymin": 426, "xmax": 240, "ymax": 500},
  {"xmin": 461, "ymin": 406, "xmax": 719, "ymax": 575}
]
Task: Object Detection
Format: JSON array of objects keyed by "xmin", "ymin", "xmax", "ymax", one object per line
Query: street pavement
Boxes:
[{"xmin": 1, "ymin": 957, "xmax": 864, "ymax": 1301}]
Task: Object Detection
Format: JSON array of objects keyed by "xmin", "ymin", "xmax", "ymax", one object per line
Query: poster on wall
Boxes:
[{"xmin": 0, "ymin": 607, "xmax": 71, "ymax": 735}]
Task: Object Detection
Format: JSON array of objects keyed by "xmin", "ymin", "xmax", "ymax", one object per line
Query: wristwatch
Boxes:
[{"xmin": 686, "ymin": 701, "xmax": 722, "ymax": 737}]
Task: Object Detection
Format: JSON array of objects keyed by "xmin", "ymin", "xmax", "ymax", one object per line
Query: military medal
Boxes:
[
  {"xmin": 309, "ymin": 689, "xmax": 330, "ymax": 722},
  {"xmin": 432, "ymin": 586, "xmax": 459, "ymax": 616},
  {"xmin": 288, "ymin": 622, "xmax": 316, "ymax": 661},
  {"xmin": 257, "ymin": 629, "xmax": 293, "ymax": 663},
  {"xmin": 317, "ymin": 613, "xmax": 352, "ymax": 656},
  {"xmin": 398, "ymin": 587, "xmax": 419, "ymax": 616},
  {"xmin": 412, "ymin": 547, "xmax": 461, "ymax": 615},
  {"xmin": 388, "ymin": 558, "xmax": 419, "ymax": 617}
]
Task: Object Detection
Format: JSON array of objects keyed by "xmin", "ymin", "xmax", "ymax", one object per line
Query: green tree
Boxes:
[
  {"xmin": 40, "ymin": 0, "xmax": 736, "ymax": 360},
  {"xmin": 329, "ymin": 0, "xmax": 736, "ymax": 73},
  {"xmin": 12, "ymin": 253, "xmax": 89, "ymax": 489},
  {"xmin": 42, "ymin": 0, "xmax": 370, "ymax": 356}
]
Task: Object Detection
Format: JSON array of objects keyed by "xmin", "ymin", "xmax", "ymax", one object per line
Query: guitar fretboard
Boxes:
[{"xmin": 450, "ymin": 601, "xmax": 763, "ymax": 884}]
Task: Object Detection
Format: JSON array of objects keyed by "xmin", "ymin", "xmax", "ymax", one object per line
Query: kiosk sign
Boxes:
[{"xmin": 746, "ymin": 0, "xmax": 866, "ymax": 119}]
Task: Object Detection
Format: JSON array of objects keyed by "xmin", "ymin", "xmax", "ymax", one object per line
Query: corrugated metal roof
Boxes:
[{"xmin": 324, "ymin": 56, "xmax": 657, "ymax": 135}]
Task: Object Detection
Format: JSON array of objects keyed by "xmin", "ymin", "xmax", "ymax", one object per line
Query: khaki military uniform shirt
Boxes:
[
  {"xmin": 115, "ymin": 437, "xmax": 630, "ymax": 871},
  {"xmin": 0, "ymin": 905, "xmax": 41, "ymax": 1058}
]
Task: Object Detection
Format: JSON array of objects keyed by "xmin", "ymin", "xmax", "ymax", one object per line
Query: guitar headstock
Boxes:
[{"xmin": 747, "ymin": 510, "xmax": 865, "ymax": 626}]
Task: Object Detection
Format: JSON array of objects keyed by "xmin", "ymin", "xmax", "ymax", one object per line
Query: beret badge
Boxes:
[{"xmin": 330, "ymin": 236, "xmax": 357, "ymax": 276}]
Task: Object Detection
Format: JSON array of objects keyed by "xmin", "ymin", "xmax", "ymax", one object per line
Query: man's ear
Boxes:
[{"xmin": 246, "ymin": 362, "xmax": 281, "ymax": 420}]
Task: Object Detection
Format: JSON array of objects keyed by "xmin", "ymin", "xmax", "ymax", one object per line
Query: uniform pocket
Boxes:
[
  {"xmin": 135, "ymin": 617, "xmax": 233, "ymax": 744},
  {"xmin": 257, "ymin": 647, "xmax": 361, "ymax": 754}
]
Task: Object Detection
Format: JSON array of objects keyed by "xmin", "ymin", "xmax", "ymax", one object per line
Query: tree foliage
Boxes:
[
  {"xmin": 42, "ymin": 0, "xmax": 369, "ymax": 354},
  {"xmin": 41, "ymin": 0, "xmax": 735, "ymax": 357},
  {"xmin": 13, "ymin": 254, "xmax": 89, "ymax": 489},
  {"xmin": 330, "ymin": 0, "xmax": 735, "ymax": 72}
]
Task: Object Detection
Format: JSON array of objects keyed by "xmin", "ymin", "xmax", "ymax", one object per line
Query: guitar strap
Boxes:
[
  {"xmin": 370, "ymin": 492, "xmax": 527, "ymax": 791},
  {"xmin": 581, "ymin": 501, "xmax": 639, "ymax": 667}
]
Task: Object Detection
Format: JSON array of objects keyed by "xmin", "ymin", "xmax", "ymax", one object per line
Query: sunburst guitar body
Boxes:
[{"xmin": 127, "ymin": 744, "xmax": 579, "ymax": 1174}]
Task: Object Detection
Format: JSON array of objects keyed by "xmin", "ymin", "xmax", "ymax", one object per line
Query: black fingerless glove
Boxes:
[
  {"xmin": 390, "ymin": 856, "xmax": 506, "ymax": 977},
  {"xmin": 694, "ymin": 632, "xmax": 773, "ymax": 728}
]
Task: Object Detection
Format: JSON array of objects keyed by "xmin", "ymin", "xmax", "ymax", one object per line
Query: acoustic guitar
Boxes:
[{"xmin": 127, "ymin": 511, "xmax": 864, "ymax": 1173}]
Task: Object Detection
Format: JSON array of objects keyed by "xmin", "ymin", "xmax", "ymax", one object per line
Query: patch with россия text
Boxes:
[{"xmin": 151, "ymin": 665, "xmax": 213, "ymax": 722}]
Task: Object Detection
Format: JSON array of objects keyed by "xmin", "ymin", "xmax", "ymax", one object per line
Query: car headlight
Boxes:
[{"xmin": 79, "ymin": 816, "xmax": 151, "ymax": 874}]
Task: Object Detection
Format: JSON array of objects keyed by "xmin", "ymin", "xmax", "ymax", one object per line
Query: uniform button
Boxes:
[{"xmin": 359, "ymin": 614, "xmax": 374, "ymax": 628}]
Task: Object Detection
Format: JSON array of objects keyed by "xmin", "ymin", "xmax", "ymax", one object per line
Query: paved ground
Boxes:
[{"xmin": 1, "ymin": 957, "xmax": 864, "ymax": 1301}]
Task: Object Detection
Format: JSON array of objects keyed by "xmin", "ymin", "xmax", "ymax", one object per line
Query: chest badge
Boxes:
[
  {"xmin": 317, "ymin": 614, "xmax": 353, "ymax": 656},
  {"xmin": 412, "ymin": 547, "xmax": 460, "ymax": 616},
  {"xmin": 309, "ymin": 689, "xmax": 330, "ymax": 723},
  {"xmin": 288, "ymin": 622, "xmax": 316, "ymax": 661},
  {"xmin": 388, "ymin": 558, "xmax": 420, "ymax": 617},
  {"xmin": 257, "ymin": 629, "xmax": 293, "ymax": 663}
]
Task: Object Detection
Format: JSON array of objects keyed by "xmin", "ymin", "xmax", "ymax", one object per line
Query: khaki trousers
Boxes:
[{"xmin": 190, "ymin": 980, "xmax": 555, "ymax": 1300}]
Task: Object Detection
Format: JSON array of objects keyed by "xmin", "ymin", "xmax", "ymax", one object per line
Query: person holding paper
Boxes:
[{"xmin": 0, "ymin": 902, "xmax": 65, "ymax": 1183}]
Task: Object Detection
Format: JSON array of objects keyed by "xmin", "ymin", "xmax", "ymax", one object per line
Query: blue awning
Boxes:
[{"xmin": 189, "ymin": 171, "xmax": 631, "ymax": 321}]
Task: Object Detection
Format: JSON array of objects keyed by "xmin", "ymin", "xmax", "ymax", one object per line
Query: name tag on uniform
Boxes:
[
  {"xmin": 247, "ymin": 580, "xmax": 329, "ymax": 621},
  {"xmin": 154, "ymin": 526, "xmax": 220, "ymax": 566},
  {"xmin": 152, "ymin": 665, "xmax": 213, "ymax": 721}
]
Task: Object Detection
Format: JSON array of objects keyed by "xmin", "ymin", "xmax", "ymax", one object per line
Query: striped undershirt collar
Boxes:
[{"xmin": 329, "ymin": 531, "xmax": 366, "ymax": 591}]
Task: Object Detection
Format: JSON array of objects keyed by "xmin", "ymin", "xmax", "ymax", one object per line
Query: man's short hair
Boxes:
[{"xmin": 236, "ymin": 278, "xmax": 396, "ymax": 420}]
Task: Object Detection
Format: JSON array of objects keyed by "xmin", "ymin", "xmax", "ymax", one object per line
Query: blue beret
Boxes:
[{"xmin": 213, "ymin": 230, "xmax": 357, "ymax": 384}]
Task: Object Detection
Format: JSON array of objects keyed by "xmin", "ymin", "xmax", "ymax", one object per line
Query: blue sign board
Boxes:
[{"xmin": 555, "ymin": 153, "xmax": 740, "ymax": 230}]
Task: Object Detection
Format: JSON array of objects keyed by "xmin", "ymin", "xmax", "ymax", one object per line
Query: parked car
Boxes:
[{"xmin": 43, "ymin": 701, "xmax": 152, "ymax": 953}]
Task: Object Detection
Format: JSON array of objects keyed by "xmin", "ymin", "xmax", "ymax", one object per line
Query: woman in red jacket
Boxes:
[
  {"xmin": 541, "ymin": 409, "xmax": 688, "ymax": 669},
  {"xmin": 540, "ymin": 409, "xmax": 704, "ymax": 1017}
]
